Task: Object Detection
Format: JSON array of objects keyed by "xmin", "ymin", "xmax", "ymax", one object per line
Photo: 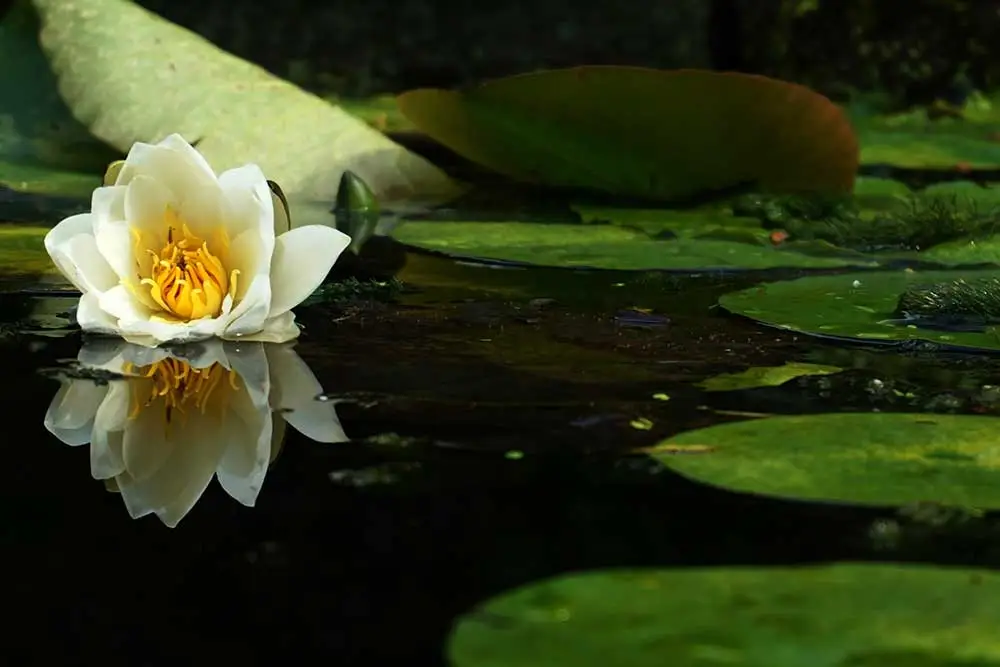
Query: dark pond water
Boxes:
[{"xmin": 4, "ymin": 228, "xmax": 1000, "ymax": 664}]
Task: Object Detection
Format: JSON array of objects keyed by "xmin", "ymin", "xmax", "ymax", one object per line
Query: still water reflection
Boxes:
[{"xmin": 43, "ymin": 338, "xmax": 348, "ymax": 526}]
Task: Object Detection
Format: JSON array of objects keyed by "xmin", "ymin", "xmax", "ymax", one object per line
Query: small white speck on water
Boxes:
[{"xmin": 315, "ymin": 393, "xmax": 332, "ymax": 402}]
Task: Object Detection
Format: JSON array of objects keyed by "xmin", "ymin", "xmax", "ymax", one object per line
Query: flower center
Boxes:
[
  {"xmin": 137, "ymin": 207, "xmax": 239, "ymax": 321},
  {"xmin": 124, "ymin": 358, "xmax": 240, "ymax": 426}
]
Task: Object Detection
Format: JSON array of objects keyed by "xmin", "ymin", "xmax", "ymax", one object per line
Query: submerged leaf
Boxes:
[
  {"xmin": 696, "ymin": 362, "xmax": 842, "ymax": 392},
  {"xmin": 398, "ymin": 67, "xmax": 858, "ymax": 202}
]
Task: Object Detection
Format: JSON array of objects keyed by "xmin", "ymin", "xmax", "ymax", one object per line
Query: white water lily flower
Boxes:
[
  {"xmin": 45, "ymin": 134, "xmax": 351, "ymax": 347},
  {"xmin": 43, "ymin": 339, "xmax": 349, "ymax": 527}
]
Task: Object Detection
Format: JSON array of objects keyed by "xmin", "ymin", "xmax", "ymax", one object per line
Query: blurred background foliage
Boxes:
[{"xmin": 5, "ymin": 0, "xmax": 1000, "ymax": 110}]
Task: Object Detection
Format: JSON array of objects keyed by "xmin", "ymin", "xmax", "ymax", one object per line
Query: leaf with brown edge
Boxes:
[{"xmin": 397, "ymin": 66, "xmax": 858, "ymax": 202}]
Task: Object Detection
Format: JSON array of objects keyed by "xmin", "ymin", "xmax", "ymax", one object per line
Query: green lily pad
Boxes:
[
  {"xmin": 398, "ymin": 67, "xmax": 858, "ymax": 202},
  {"xmin": 655, "ymin": 412, "xmax": 1000, "ymax": 508},
  {"xmin": 696, "ymin": 361, "xmax": 842, "ymax": 392},
  {"xmin": 390, "ymin": 214, "xmax": 876, "ymax": 271},
  {"xmin": 449, "ymin": 563, "xmax": 1000, "ymax": 667},
  {"xmin": 29, "ymin": 0, "xmax": 458, "ymax": 204},
  {"xmin": 719, "ymin": 269, "xmax": 1000, "ymax": 351},
  {"xmin": 856, "ymin": 107, "xmax": 1000, "ymax": 169}
]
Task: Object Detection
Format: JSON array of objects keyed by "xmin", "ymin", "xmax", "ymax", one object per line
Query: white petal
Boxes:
[
  {"xmin": 218, "ymin": 164, "xmax": 275, "ymax": 243},
  {"xmin": 158, "ymin": 134, "xmax": 219, "ymax": 183},
  {"xmin": 268, "ymin": 226, "xmax": 351, "ymax": 318},
  {"xmin": 114, "ymin": 137, "xmax": 225, "ymax": 246},
  {"xmin": 92, "ymin": 185, "xmax": 127, "ymax": 224},
  {"xmin": 267, "ymin": 344, "xmax": 349, "ymax": 443},
  {"xmin": 77, "ymin": 291, "xmax": 120, "ymax": 334},
  {"xmin": 124, "ymin": 175, "xmax": 174, "ymax": 249},
  {"xmin": 43, "ymin": 380, "xmax": 108, "ymax": 446},
  {"xmin": 44, "ymin": 213, "xmax": 118, "ymax": 293},
  {"xmin": 118, "ymin": 135, "xmax": 218, "ymax": 197},
  {"xmin": 231, "ymin": 311, "xmax": 300, "ymax": 343},
  {"xmin": 102, "ymin": 285, "xmax": 224, "ymax": 344},
  {"xmin": 226, "ymin": 227, "xmax": 271, "ymax": 303},
  {"xmin": 97, "ymin": 284, "xmax": 151, "ymax": 323},
  {"xmin": 221, "ymin": 273, "xmax": 271, "ymax": 337},
  {"xmin": 93, "ymin": 219, "xmax": 137, "ymax": 288}
]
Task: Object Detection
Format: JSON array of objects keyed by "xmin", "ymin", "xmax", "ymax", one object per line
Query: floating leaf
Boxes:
[
  {"xmin": 30, "ymin": 0, "xmax": 458, "ymax": 203},
  {"xmin": 398, "ymin": 67, "xmax": 858, "ymax": 201},
  {"xmin": 390, "ymin": 217, "xmax": 874, "ymax": 271},
  {"xmin": 696, "ymin": 361, "xmax": 842, "ymax": 392},
  {"xmin": 719, "ymin": 269, "xmax": 1000, "ymax": 351},
  {"xmin": 857, "ymin": 114, "xmax": 1000, "ymax": 169},
  {"xmin": 655, "ymin": 412, "xmax": 1000, "ymax": 508},
  {"xmin": 449, "ymin": 564, "xmax": 1000, "ymax": 667}
]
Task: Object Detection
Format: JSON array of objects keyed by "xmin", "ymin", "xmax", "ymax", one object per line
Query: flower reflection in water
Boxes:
[{"xmin": 44, "ymin": 339, "xmax": 348, "ymax": 527}]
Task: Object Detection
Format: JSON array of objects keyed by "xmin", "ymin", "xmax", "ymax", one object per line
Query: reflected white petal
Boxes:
[
  {"xmin": 230, "ymin": 311, "xmax": 299, "ymax": 343},
  {"xmin": 267, "ymin": 344, "xmax": 349, "ymax": 443},
  {"xmin": 43, "ymin": 380, "xmax": 108, "ymax": 446}
]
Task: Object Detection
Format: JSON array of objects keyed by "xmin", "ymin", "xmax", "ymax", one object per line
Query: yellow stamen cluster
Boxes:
[
  {"xmin": 125, "ymin": 359, "xmax": 240, "ymax": 425},
  {"xmin": 136, "ymin": 208, "xmax": 239, "ymax": 321}
]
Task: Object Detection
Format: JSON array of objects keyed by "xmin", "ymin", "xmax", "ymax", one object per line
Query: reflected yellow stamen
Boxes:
[
  {"xmin": 123, "ymin": 359, "xmax": 240, "ymax": 427},
  {"xmin": 135, "ymin": 207, "xmax": 239, "ymax": 322}
]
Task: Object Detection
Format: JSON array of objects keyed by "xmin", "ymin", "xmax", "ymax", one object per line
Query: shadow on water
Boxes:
[{"xmin": 3, "ymin": 237, "xmax": 1000, "ymax": 664}]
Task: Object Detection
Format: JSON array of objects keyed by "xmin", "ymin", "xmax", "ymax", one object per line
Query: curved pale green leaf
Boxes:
[
  {"xmin": 30, "ymin": 0, "xmax": 458, "ymax": 203},
  {"xmin": 398, "ymin": 67, "xmax": 858, "ymax": 202},
  {"xmin": 719, "ymin": 269, "xmax": 1000, "ymax": 351},
  {"xmin": 656, "ymin": 412, "xmax": 1000, "ymax": 508},
  {"xmin": 0, "ymin": 2, "xmax": 114, "ymax": 193},
  {"xmin": 450, "ymin": 564, "xmax": 1000, "ymax": 667}
]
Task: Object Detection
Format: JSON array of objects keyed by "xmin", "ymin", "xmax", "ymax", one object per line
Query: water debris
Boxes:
[{"xmin": 614, "ymin": 308, "xmax": 669, "ymax": 328}]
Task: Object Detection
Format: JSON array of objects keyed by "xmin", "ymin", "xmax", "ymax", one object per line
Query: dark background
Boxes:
[{"xmin": 126, "ymin": 0, "xmax": 1000, "ymax": 108}]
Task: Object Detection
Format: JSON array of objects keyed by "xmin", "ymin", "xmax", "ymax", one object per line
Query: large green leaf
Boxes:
[
  {"xmin": 450, "ymin": 564, "xmax": 1000, "ymax": 667},
  {"xmin": 29, "ymin": 0, "xmax": 458, "ymax": 203},
  {"xmin": 397, "ymin": 67, "xmax": 858, "ymax": 202},
  {"xmin": 719, "ymin": 269, "xmax": 1000, "ymax": 351},
  {"xmin": 655, "ymin": 412, "xmax": 1000, "ymax": 508}
]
